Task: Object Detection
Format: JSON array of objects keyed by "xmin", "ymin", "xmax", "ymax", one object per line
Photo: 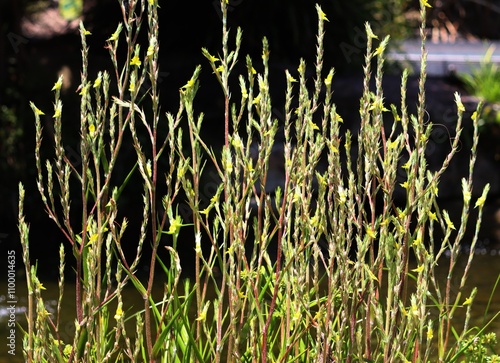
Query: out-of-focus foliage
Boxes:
[
  {"xmin": 227, "ymin": 0, "xmax": 413, "ymax": 69},
  {"xmin": 409, "ymin": 0, "xmax": 500, "ymax": 40}
]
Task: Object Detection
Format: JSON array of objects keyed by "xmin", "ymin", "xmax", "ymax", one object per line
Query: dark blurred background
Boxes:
[{"xmin": 1, "ymin": 0, "xmax": 499, "ymax": 278}]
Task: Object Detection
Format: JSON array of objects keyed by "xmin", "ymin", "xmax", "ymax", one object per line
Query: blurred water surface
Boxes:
[{"xmin": 1, "ymin": 243, "xmax": 500, "ymax": 362}]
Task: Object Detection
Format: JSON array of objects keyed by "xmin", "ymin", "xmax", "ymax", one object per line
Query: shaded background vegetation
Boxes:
[{"xmin": 1, "ymin": 0, "xmax": 499, "ymax": 277}]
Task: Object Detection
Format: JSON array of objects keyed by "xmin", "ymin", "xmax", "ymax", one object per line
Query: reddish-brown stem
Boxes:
[
  {"xmin": 224, "ymin": 95, "xmax": 229, "ymax": 149},
  {"xmin": 261, "ymin": 157, "xmax": 290, "ymax": 363},
  {"xmin": 144, "ymin": 88, "xmax": 160, "ymax": 362}
]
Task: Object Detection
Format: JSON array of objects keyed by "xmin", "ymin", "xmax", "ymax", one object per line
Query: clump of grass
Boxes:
[
  {"xmin": 18, "ymin": 0, "xmax": 498, "ymax": 362},
  {"xmin": 460, "ymin": 45, "xmax": 500, "ymax": 104},
  {"xmin": 459, "ymin": 45, "xmax": 500, "ymax": 126}
]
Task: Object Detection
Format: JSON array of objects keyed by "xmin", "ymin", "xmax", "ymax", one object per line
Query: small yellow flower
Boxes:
[
  {"xmin": 196, "ymin": 302, "xmax": 210, "ymax": 322},
  {"xmin": 231, "ymin": 135, "xmax": 243, "ymax": 149},
  {"xmin": 200, "ymin": 206, "xmax": 212, "ymax": 215},
  {"xmin": 129, "ymin": 81, "xmax": 135, "ymax": 92},
  {"xmin": 88, "ymin": 124, "xmax": 96, "ymax": 137},
  {"xmin": 475, "ymin": 195, "xmax": 486, "ymax": 208},
  {"xmin": 443, "ymin": 210, "xmax": 455, "ymax": 230},
  {"xmin": 297, "ymin": 62, "xmax": 306, "ymax": 75},
  {"xmin": 400, "ymin": 181, "xmax": 409, "ymax": 189},
  {"xmin": 462, "ymin": 178, "xmax": 471, "ymax": 203},
  {"xmin": 412, "ymin": 264, "xmax": 424, "ymax": 273},
  {"xmin": 147, "ymin": 45, "xmax": 155, "ymax": 58},
  {"xmin": 181, "ymin": 77, "xmax": 196, "ymax": 90},
  {"xmin": 314, "ymin": 309, "xmax": 324, "ymax": 322},
  {"xmin": 370, "ymin": 97, "xmax": 388, "ymax": 112},
  {"xmin": 366, "ymin": 226, "xmax": 377, "ymax": 239},
  {"xmin": 324, "ymin": 72, "xmax": 333, "ymax": 87},
  {"xmin": 93, "ymin": 76, "xmax": 102, "ymax": 89},
  {"xmin": 79, "ymin": 84, "xmax": 89, "ymax": 96},
  {"xmin": 53, "ymin": 102, "xmax": 62, "ymax": 118},
  {"xmin": 317, "ymin": 6, "xmax": 329, "ymax": 22},
  {"xmin": 81, "ymin": 24, "xmax": 91, "ymax": 36},
  {"xmin": 37, "ymin": 306, "xmax": 50, "ymax": 318},
  {"xmin": 251, "ymin": 67, "xmax": 257, "ymax": 75},
  {"xmin": 114, "ymin": 302, "xmax": 123, "ymax": 320},
  {"xmin": 246, "ymin": 160, "xmax": 254, "ymax": 172},
  {"xmin": 261, "ymin": 49, "xmax": 269, "ymax": 60},
  {"xmin": 257, "ymin": 73, "xmax": 267, "ymax": 88},
  {"xmin": 421, "ymin": 0, "xmax": 432, "ymax": 8},
  {"xmin": 475, "ymin": 184, "xmax": 490, "ymax": 208},
  {"xmin": 52, "ymin": 76, "xmax": 63, "ymax": 91},
  {"xmin": 463, "ymin": 296, "xmax": 473, "ymax": 306},
  {"xmin": 37, "ymin": 281, "xmax": 47, "ymax": 290},
  {"xmin": 146, "ymin": 37, "xmax": 157, "ymax": 58},
  {"xmin": 428, "ymin": 211, "xmax": 437, "ymax": 221},
  {"xmin": 194, "ymin": 235, "xmax": 202, "ymax": 255},
  {"xmin": 130, "ymin": 55, "xmax": 142, "ymax": 67},
  {"xmin": 292, "ymin": 186, "xmax": 303, "ymax": 203},
  {"xmin": 108, "ymin": 26, "xmax": 121, "ymax": 42},
  {"xmin": 410, "ymin": 300, "xmax": 419, "ymax": 317},
  {"xmin": 387, "ymin": 139, "xmax": 399, "ymax": 149},
  {"xmin": 316, "ymin": 173, "xmax": 327, "ymax": 187},
  {"xmin": 167, "ymin": 215, "xmax": 183, "ymax": 235},
  {"xmin": 338, "ymin": 186, "xmax": 347, "ymax": 204},
  {"xmin": 225, "ymin": 160, "xmax": 233, "ymax": 172},
  {"xmin": 455, "ymin": 92, "xmax": 465, "ymax": 112},
  {"xmin": 310, "ymin": 215, "xmax": 319, "ymax": 227},
  {"xmin": 308, "ymin": 120, "xmax": 319, "ymax": 131},
  {"xmin": 215, "ymin": 64, "xmax": 224, "ymax": 73},
  {"xmin": 63, "ymin": 344, "xmax": 72, "ymax": 357},
  {"xmin": 471, "ymin": 111, "xmax": 478, "ymax": 121},
  {"xmin": 374, "ymin": 44, "xmax": 386, "ymax": 56},
  {"xmin": 427, "ymin": 327, "xmax": 434, "ymax": 340},
  {"xmin": 30, "ymin": 102, "xmax": 45, "ymax": 116},
  {"xmin": 88, "ymin": 232, "xmax": 98, "ymax": 245}
]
